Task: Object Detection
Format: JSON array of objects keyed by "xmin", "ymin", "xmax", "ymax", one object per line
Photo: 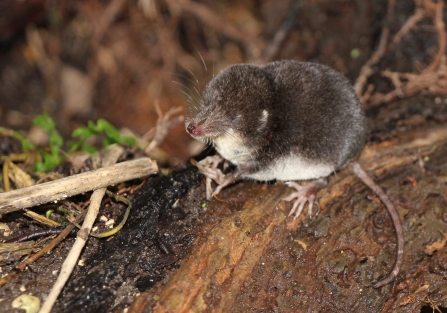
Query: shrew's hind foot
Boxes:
[
  {"xmin": 284, "ymin": 178, "xmax": 328, "ymax": 219},
  {"xmin": 191, "ymin": 155, "xmax": 240, "ymax": 199}
]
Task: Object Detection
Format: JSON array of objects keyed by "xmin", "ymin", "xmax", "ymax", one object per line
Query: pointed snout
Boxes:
[{"xmin": 186, "ymin": 122, "xmax": 203, "ymax": 137}]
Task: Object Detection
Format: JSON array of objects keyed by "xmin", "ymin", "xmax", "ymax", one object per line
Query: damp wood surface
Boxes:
[{"xmin": 128, "ymin": 125, "xmax": 447, "ymax": 313}]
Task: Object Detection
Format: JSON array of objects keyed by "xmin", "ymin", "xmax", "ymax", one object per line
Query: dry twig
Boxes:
[
  {"xmin": 144, "ymin": 102, "xmax": 184, "ymax": 155},
  {"xmin": 39, "ymin": 190, "xmax": 106, "ymax": 313},
  {"xmin": 86, "ymin": 0, "xmax": 127, "ymax": 83},
  {"xmin": 0, "ymin": 204, "xmax": 89, "ymax": 288},
  {"xmin": 39, "ymin": 145, "xmax": 123, "ymax": 313},
  {"xmin": 390, "ymin": 8, "xmax": 425, "ymax": 48},
  {"xmin": 358, "ymin": 0, "xmax": 447, "ymax": 107},
  {"xmin": 354, "ymin": 0, "xmax": 396, "ymax": 98},
  {"xmin": 259, "ymin": 0, "xmax": 301, "ymax": 63},
  {"xmin": 164, "ymin": 0, "xmax": 262, "ymax": 58},
  {"xmin": 422, "ymin": 0, "xmax": 446, "ymax": 73},
  {"xmin": 90, "ymin": 0, "xmax": 127, "ymax": 50},
  {"xmin": 0, "ymin": 156, "xmax": 158, "ymax": 214}
]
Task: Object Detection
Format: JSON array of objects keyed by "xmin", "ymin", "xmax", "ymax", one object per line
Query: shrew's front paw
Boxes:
[{"xmin": 191, "ymin": 155, "xmax": 239, "ymax": 199}]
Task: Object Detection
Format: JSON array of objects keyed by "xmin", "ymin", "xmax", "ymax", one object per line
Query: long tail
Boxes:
[{"xmin": 351, "ymin": 161, "xmax": 404, "ymax": 288}]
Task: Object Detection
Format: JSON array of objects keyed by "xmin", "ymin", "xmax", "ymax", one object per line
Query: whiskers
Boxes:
[
  {"xmin": 172, "ymin": 79, "xmax": 203, "ymax": 115},
  {"xmin": 170, "ymin": 64, "xmax": 206, "ymax": 116},
  {"xmin": 194, "ymin": 134, "xmax": 214, "ymax": 147},
  {"xmin": 171, "ymin": 48, "xmax": 219, "ymax": 119},
  {"xmin": 196, "ymin": 48, "xmax": 207, "ymax": 73},
  {"xmin": 170, "ymin": 72, "xmax": 201, "ymax": 97}
]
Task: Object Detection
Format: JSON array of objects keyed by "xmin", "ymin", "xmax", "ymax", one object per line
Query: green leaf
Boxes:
[
  {"xmin": 98, "ymin": 119, "xmax": 121, "ymax": 142},
  {"xmin": 87, "ymin": 120, "xmax": 97, "ymax": 131},
  {"xmin": 34, "ymin": 162, "xmax": 45, "ymax": 172},
  {"xmin": 49, "ymin": 130, "xmax": 63, "ymax": 148},
  {"xmin": 21, "ymin": 139, "xmax": 35, "ymax": 151},
  {"xmin": 34, "ymin": 151, "xmax": 61, "ymax": 172},
  {"xmin": 67, "ymin": 140, "xmax": 83, "ymax": 154},
  {"xmin": 81, "ymin": 144, "xmax": 97, "ymax": 154},
  {"xmin": 122, "ymin": 136, "xmax": 137, "ymax": 146},
  {"xmin": 8, "ymin": 130, "xmax": 36, "ymax": 151},
  {"xmin": 70, "ymin": 119, "xmax": 137, "ymax": 154},
  {"xmin": 102, "ymin": 137, "xmax": 114, "ymax": 147},
  {"xmin": 72, "ymin": 127, "xmax": 95, "ymax": 138},
  {"xmin": 31, "ymin": 113, "xmax": 64, "ymax": 172},
  {"xmin": 46, "ymin": 210, "xmax": 54, "ymax": 219},
  {"xmin": 33, "ymin": 113, "xmax": 56, "ymax": 131}
]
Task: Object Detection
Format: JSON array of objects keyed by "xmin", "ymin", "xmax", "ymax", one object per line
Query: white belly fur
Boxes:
[{"xmin": 243, "ymin": 154, "xmax": 335, "ymax": 181}]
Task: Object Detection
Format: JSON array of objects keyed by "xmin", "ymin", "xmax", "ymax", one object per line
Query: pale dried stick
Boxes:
[
  {"xmin": 144, "ymin": 102, "xmax": 184, "ymax": 155},
  {"xmin": 39, "ymin": 145, "xmax": 123, "ymax": 313},
  {"xmin": 0, "ymin": 157, "xmax": 158, "ymax": 214}
]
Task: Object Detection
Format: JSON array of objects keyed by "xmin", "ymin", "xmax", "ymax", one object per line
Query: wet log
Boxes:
[{"xmin": 129, "ymin": 126, "xmax": 447, "ymax": 312}]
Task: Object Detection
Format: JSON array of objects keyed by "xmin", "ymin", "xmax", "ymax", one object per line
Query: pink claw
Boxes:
[
  {"xmin": 191, "ymin": 155, "xmax": 240, "ymax": 199},
  {"xmin": 284, "ymin": 178, "xmax": 327, "ymax": 219}
]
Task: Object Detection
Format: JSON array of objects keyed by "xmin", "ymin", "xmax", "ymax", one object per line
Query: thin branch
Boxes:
[
  {"xmin": 423, "ymin": 0, "xmax": 445, "ymax": 73},
  {"xmin": 144, "ymin": 102, "xmax": 184, "ymax": 155},
  {"xmin": 359, "ymin": 0, "xmax": 447, "ymax": 107},
  {"xmin": 39, "ymin": 145, "xmax": 123, "ymax": 313},
  {"xmin": 0, "ymin": 156, "xmax": 158, "ymax": 214},
  {"xmin": 390, "ymin": 8, "xmax": 425, "ymax": 48},
  {"xmin": 90, "ymin": 0, "xmax": 127, "ymax": 50},
  {"xmin": 39, "ymin": 189, "xmax": 106, "ymax": 313},
  {"xmin": 0, "ymin": 204, "xmax": 89, "ymax": 288},
  {"xmin": 354, "ymin": 0, "xmax": 396, "ymax": 98},
  {"xmin": 259, "ymin": 0, "xmax": 301, "ymax": 63},
  {"xmin": 165, "ymin": 0, "xmax": 261, "ymax": 57}
]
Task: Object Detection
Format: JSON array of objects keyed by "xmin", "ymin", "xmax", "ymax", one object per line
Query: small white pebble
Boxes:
[
  {"xmin": 105, "ymin": 219, "xmax": 115, "ymax": 227},
  {"xmin": 20, "ymin": 285, "xmax": 26, "ymax": 292},
  {"xmin": 78, "ymin": 259, "xmax": 85, "ymax": 266},
  {"xmin": 100, "ymin": 215, "xmax": 108, "ymax": 222}
]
